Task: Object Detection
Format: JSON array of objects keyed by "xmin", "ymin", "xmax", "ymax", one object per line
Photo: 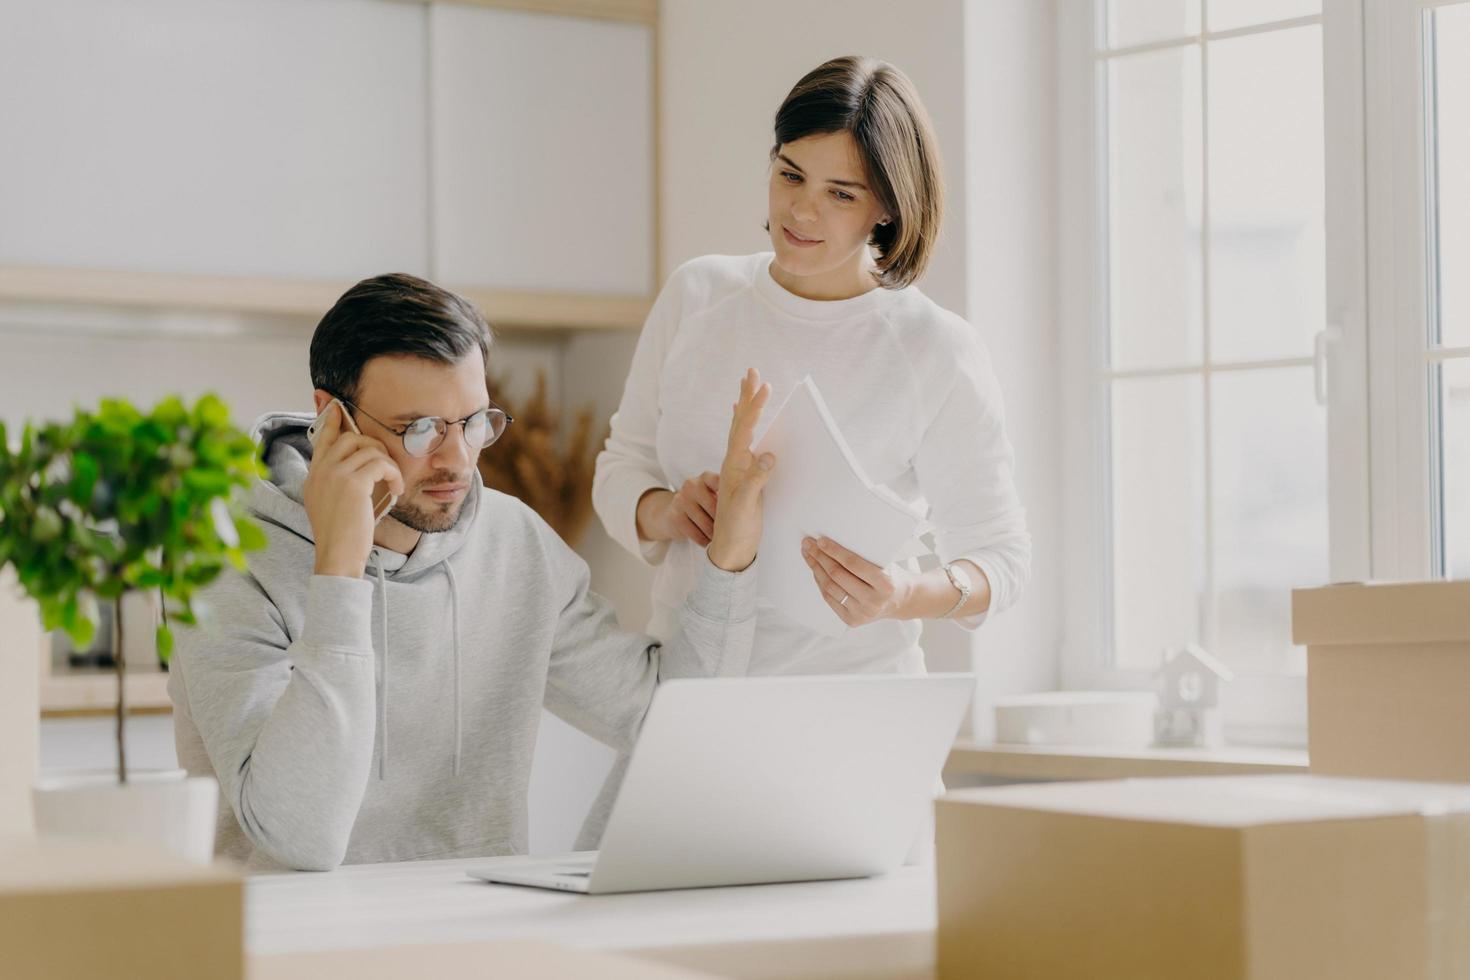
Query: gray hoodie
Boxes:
[{"xmin": 169, "ymin": 412, "xmax": 756, "ymax": 871}]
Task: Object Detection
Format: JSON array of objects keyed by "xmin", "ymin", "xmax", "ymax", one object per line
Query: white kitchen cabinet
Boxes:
[
  {"xmin": 0, "ymin": 0, "xmax": 657, "ymax": 326},
  {"xmin": 0, "ymin": 0, "xmax": 430, "ymax": 282},
  {"xmin": 429, "ymin": 4, "xmax": 654, "ymax": 297}
]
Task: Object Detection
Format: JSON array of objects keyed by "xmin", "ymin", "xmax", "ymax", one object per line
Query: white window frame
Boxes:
[
  {"xmin": 1364, "ymin": 0, "xmax": 1470, "ymax": 582},
  {"xmin": 1056, "ymin": 0, "xmax": 1374, "ymax": 747}
]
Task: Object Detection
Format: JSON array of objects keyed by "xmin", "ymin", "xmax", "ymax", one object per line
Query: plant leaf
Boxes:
[
  {"xmin": 68, "ymin": 613, "xmax": 96, "ymax": 650},
  {"xmin": 155, "ymin": 624, "xmax": 174, "ymax": 665}
]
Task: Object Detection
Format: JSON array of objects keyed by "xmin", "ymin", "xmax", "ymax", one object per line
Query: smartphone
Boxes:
[{"xmin": 307, "ymin": 399, "xmax": 397, "ymax": 524}]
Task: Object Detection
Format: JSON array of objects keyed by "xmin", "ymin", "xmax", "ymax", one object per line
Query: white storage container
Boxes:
[{"xmin": 994, "ymin": 691, "xmax": 1156, "ymax": 746}]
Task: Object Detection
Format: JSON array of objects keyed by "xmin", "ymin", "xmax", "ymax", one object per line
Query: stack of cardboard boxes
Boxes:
[{"xmin": 936, "ymin": 580, "xmax": 1470, "ymax": 979}]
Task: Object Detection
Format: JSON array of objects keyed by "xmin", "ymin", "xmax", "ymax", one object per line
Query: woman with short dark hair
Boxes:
[{"xmin": 584, "ymin": 56, "xmax": 1032, "ymax": 846}]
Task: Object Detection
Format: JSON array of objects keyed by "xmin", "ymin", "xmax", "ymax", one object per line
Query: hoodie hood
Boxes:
[{"xmin": 247, "ymin": 411, "xmax": 477, "ymax": 778}]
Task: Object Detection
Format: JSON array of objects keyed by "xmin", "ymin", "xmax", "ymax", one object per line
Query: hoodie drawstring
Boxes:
[
  {"xmin": 372, "ymin": 551, "xmax": 389, "ymax": 781},
  {"xmin": 368, "ymin": 550, "xmax": 463, "ymax": 780},
  {"xmin": 443, "ymin": 561, "xmax": 463, "ymax": 777}
]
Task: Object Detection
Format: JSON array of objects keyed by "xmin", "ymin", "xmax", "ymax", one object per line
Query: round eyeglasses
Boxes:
[{"xmin": 339, "ymin": 399, "xmax": 513, "ymax": 458}]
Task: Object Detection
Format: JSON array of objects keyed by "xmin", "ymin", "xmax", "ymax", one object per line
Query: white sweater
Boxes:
[{"xmin": 594, "ymin": 252, "xmax": 1031, "ymax": 676}]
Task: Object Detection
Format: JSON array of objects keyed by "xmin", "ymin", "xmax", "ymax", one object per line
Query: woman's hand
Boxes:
[
  {"xmin": 801, "ymin": 536, "xmax": 916, "ymax": 627},
  {"xmin": 636, "ymin": 472, "xmax": 721, "ymax": 547},
  {"xmin": 706, "ymin": 368, "xmax": 776, "ymax": 572}
]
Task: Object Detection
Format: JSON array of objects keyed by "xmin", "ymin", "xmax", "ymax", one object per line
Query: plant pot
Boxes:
[{"xmin": 32, "ymin": 769, "xmax": 218, "ymax": 864}]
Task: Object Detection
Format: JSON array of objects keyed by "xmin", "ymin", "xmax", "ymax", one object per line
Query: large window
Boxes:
[
  {"xmin": 1061, "ymin": 0, "xmax": 1469, "ymax": 743},
  {"xmin": 1101, "ymin": 2, "xmax": 1329, "ymax": 680}
]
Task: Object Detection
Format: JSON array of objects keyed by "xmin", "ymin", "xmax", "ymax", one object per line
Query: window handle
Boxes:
[{"xmin": 1313, "ymin": 325, "xmax": 1343, "ymax": 406}]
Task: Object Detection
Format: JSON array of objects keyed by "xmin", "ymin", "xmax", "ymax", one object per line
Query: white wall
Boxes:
[
  {"xmin": 962, "ymin": 0, "xmax": 1064, "ymax": 736},
  {"xmin": 658, "ymin": 0, "xmax": 1064, "ymax": 732}
]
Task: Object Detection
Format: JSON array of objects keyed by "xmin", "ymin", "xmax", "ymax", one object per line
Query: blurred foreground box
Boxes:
[
  {"xmin": 936, "ymin": 775, "xmax": 1470, "ymax": 980},
  {"xmin": 0, "ymin": 836, "xmax": 242, "ymax": 980},
  {"xmin": 250, "ymin": 940, "xmax": 726, "ymax": 980}
]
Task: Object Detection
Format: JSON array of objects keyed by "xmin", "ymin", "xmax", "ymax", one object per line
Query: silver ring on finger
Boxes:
[{"xmin": 839, "ymin": 593, "xmax": 850, "ymax": 607}]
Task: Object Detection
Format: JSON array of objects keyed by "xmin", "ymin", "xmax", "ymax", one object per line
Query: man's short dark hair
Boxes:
[{"xmin": 309, "ymin": 273, "xmax": 493, "ymax": 403}]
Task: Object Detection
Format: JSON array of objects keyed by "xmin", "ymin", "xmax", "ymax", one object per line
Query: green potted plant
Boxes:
[{"xmin": 0, "ymin": 393, "xmax": 266, "ymax": 861}]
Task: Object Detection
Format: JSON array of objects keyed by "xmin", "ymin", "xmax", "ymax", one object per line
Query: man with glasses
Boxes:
[{"xmin": 169, "ymin": 273, "xmax": 775, "ymax": 871}]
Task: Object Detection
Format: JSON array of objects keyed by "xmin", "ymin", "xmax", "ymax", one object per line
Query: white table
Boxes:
[{"xmin": 246, "ymin": 855, "xmax": 937, "ymax": 980}]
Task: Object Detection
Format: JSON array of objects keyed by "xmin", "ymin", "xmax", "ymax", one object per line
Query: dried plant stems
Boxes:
[{"xmin": 478, "ymin": 371, "xmax": 604, "ymax": 548}]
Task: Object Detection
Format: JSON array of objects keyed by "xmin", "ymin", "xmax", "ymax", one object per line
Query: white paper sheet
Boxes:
[{"xmin": 751, "ymin": 376, "xmax": 925, "ymax": 636}]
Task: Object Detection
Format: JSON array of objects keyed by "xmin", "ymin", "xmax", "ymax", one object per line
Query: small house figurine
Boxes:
[{"xmin": 1153, "ymin": 643, "xmax": 1233, "ymax": 748}]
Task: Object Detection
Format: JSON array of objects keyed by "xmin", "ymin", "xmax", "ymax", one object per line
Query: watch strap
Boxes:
[{"xmin": 940, "ymin": 562, "xmax": 972, "ymax": 619}]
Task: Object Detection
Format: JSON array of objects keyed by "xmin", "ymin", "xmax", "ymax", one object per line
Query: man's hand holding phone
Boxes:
[{"xmin": 304, "ymin": 401, "xmax": 406, "ymax": 579}]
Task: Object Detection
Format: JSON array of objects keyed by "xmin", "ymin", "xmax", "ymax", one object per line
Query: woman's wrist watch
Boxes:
[{"xmin": 939, "ymin": 562, "xmax": 973, "ymax": 619}]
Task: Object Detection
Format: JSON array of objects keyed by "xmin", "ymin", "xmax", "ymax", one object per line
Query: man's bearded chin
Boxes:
[{"xmin": 389, "ymin": 473, "xmax": 472, "ymax": 533}]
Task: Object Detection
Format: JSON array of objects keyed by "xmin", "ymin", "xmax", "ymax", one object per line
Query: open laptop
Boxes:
[{"xmin": 467, "ymin": 672, "xmax": 973, "ymax": 894}]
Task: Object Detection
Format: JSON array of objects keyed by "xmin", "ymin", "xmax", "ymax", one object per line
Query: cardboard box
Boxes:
[
  {"xmin": 936, "ymin": 775, "xmax": 1470, "ymax": 980},
  {"xmin": 1293, "ymin": 580, "xmax": 1470, "ymax": 781},
  {"xmin": 0, "ymin": 836, "xmax": 243, "ymax": 980},
  {"xmin": 250, "ymin": 940, "xmax": 726, "ymax": 980}
]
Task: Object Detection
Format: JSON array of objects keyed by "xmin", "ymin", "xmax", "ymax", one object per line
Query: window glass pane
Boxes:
[
  {"xmin": 1441, "ymin": 360, "xmax": 1470, "ymax": 578},
  {"xmin": 1213, "ymin": 368, "xmax": 1326, "ymax": 671},
  {"xmin": 1208, "ymin": 26, "xmax": 1325, "ymax": 362},
  {"xmin": 1431, "ymin": 4, "xmax": 1470, "ymax": 348},
  {"xmin": 1107, "ymin": 0, "xmax": 1200, "ymax": 49},
  {"xmin": 1207, "ymin": 0, "xmax": 1319, "ymax": 33},
  {"xmin": 1108, "ymin": 47, "xmax": 1203, "ymax": 370},
  {"xmin": 1111, "ymin": 376, "xmax": 1206, "ymax": 669}
]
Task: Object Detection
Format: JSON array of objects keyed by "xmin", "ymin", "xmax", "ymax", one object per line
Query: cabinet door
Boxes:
[
  {"xmin": 429, "ymin": 5, "xmax": 654, "ymax": 297},
  {"xmin": 0, "ymin": 0, "xmax": 429, "ymax": 281}
]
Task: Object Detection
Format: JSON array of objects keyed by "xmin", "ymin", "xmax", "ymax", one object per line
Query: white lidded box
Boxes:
[{"xmin": 993, "ymin": 691, "xmax": 1156, "ymax": 746}]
